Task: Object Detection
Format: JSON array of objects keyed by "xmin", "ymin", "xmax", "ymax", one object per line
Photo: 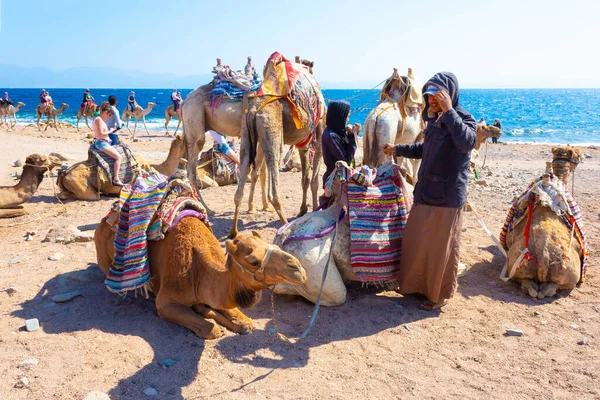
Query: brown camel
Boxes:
[
  {"xmin": 471, "ymin": 124, "xmax": 502, "ymax": 167},
  {"xmin": 57, "ymin": 134, "xmax": 185, "ymax": 201},
  {"xmin": 0, "ymin": 154, "xmax": 62, "ymax": 218},
  {"xmin": 122, "ymin": 102, "xmax": 157, "ymax": 139},
  {"xmin": 164, "ymin": 104, "xmax": 182, "ymax": 136},
  {"xmin": 76, "ymin": 103, "xmax": 98, "ymax": 131},
  {"xmin": 36, "ymin": 103, "xmax": 69, "ymax": 132},
  {"xmin": 0, "ymin": 102, "xmax": 25, "ymax": 129},
  {"xmin": 182, "ymin": 86, "xmax": 325, "ymax": 237},
  {"xmin": 94, "ymin": 217, "xmax": 306, "ymax": 339},
  {"xmin": 504, "ymin": 146, "xmax": 585, "ymax": 299}
]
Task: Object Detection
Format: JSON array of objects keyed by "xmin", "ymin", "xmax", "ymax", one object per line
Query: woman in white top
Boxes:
[{"xmin": 91, "ymin": 104, "xmax": 124, "ymax": 186}]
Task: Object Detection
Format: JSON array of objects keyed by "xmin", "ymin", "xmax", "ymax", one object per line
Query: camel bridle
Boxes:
[{"xmin": 227, "ymin": 244, "xmax": 278, "ymax": 284}]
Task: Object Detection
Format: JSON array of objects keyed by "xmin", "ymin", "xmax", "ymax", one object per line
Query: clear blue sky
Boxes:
[{"xmin": 0, "ymin": 0, "xmax": 596, "ymax": 88}]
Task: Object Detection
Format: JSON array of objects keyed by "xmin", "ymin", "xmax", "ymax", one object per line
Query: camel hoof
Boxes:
[
  {"xmin": 228, "ymin": 231, "xmax": 238, "ymax": 240},
  {"xmin": 262, "ymin": 206, "xmax": 276, "ymax": 213},
  {"xmin": 205, "ymin": 325, "xmax": 225, "ymax": 340},
  {"xmin": 247, "ymin": 208, "xmax": 257, "ymax": 215}
]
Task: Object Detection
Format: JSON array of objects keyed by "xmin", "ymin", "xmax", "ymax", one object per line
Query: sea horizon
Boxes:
[{"xmin": 4, "ymin": 87, "xmax": 600, "ymax": 145}]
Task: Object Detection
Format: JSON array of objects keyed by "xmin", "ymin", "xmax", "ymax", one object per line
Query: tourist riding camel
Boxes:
[
  {"xmin": 164, "ymin": 103, "xmax": 182, "ymax": 136},
  {"xmin": 363, "ymin": 68, "xmax": 424, "ymax": 184},
  {"xmin": 181, "ymin": 52, "xmax": 326, "ymax": 238},
  {"xmin": 36, "ymin": 102, "xmax": 69, "ymax": 132},
  {"xmin": 501, "ymin": 146, "xmax": 588, "ymax": 299},
  {"xmin": 0, "ymin": 154, "xmax": 62, "ymax": 218},
  {"xmin": 0, "ymin": 101, "xmax": 25, "ymax": 129},
  {"xmin": 128, "ymin": 91, "xmax": 137, "ymax": 112},
  {"xmin": 122, "ymin": 101, "xmax": 156, "ymax": 139},
  {"xmin": 58, "ymin": 134, "xmax": 185, "ymax": 200}
]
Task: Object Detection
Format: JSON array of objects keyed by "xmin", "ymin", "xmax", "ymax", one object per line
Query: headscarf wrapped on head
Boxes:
[
  {"xmin": 422, "ymin": 72, "xmax": 470, "ymax": 123},
  {"xmin": 326, "ymin": 100, "xmax": 351, "ymax": 135}
]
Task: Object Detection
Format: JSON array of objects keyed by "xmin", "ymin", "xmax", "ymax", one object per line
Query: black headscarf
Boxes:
[
  {"xmin": 422, "ymin": 72, "xmax": 471, "ymax": 123},
  {"xmin": 326, "ymin": 100, "xmax": 351, "ymax": 135}
]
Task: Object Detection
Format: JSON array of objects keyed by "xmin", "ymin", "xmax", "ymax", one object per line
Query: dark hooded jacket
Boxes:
[
  {"xmin": 322, "ymin": 100, "xmax": 355, "ymax": 187},
  {"xmin": 395, "ymin": 72, "xmax": 476, "ymax": 208}
]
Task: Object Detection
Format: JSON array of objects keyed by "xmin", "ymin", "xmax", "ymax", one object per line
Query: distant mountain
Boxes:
[{"xmin": 0, "ymin": 64, "xmax": 213, "ymax": 89}]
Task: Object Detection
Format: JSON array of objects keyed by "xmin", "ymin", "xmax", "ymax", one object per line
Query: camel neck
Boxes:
[
  {"xmin": 552, "ymin": 160, "xmax": 574, "ymax": 186},
  {"xmin": 15, "ymin": 166, "xmax": 46, "ymax": 200}
]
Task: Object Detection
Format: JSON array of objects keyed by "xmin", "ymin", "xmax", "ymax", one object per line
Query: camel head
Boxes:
[
  {"xmin": 17, "ymin": 102, "xmax": 25, "ymax": 107},
  {"xmin": 551, "ymin": 146, "xmax": 583, "ymax": 184},
  {"xmin": 225, "ymin": 231, "xmax": 306, "ymax": 294},
  {"xmin": 475, "ymin": 124, "xmax": 501, "ymax": 150},
  {"xmin": 381, "ymin": 68, "xmax": 409, "ymax": 103},
  {"xmin": 24, "ymin": 154, "xmax": 62, "ymax": 172}
]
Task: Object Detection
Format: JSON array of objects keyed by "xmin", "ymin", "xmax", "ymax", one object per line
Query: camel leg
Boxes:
[
  {"xmin": 142, "ymin": 116, "xmax": 150, "ymax": 135},
  {"xmin": 174, "ymin": 119, "xmax": 181, "ymax": 136},
  {"xmin": 76, "ymin": 115, "xmax": 80, "ymax": 131},
  {"xmin": 165, "ymin": 115, "xmax": 170, "ymax": 136},
  {"xmin": 537, "ymin": 282, "xmax": 558, "ymax": 299},
  {"xmin": 310, "ymin": 125, "xmax": 324, "ymax": 211},
  {"xmin": 133, "ymin": 119, "xmax": 138, "ymax": 140},
  {"xmin": 297, "ymin": 147, "xmax": 310, "ymax": 217},
  {"xmin": 156, "ymin": 299, "xmax": 224, "ymax": 339},
  {"xmin": 229, "ymin": 131, "xmax": 253, "ymax": 239},
  {"xmin": 248, "ymin": 147, "xmax": 264, "ymax": 214},
  {"xmin": 85, "ymin": 116, "xmax": 91, "ymax": 131},
  {"xmin": 125, "ymin": 117, "xmax": 132, "ymax": 134},
  {"xmin": 191, "ymin": 304, "xmax": 253, "ymax": 334},
  {"xmin": 258, "ymin": 120, "xmax": 287, "ymax": 225},
  {"xmin": 260, "ymin": 161, "xmax": 271, "ymax": 211},
  {"xmin": 520, "ymin": 279, "xmax": 539, "ymax": 298},
  {"xmin": 0, "ymin": 208, "xmax": 29, "ymax": 219}
]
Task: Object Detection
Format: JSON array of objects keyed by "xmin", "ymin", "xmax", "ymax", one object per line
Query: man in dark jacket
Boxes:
[{"xmin": 383, "ymin": 72, "xmax": 476, "ymax": 310}]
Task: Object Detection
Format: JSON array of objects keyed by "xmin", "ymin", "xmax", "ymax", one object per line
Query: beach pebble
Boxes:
[
  {"xmin": 4, "ymin": 287, "xmax": 17, "ymax": 296},
  {"xmin": 25, "ymin": 318, "xmax": 40, "ymax": 332},
  {"xmin": 159, "ymin": 358, "xmax": 175, "ymax": 368},
  {"xmin": 49, "ymin": 152, "xmax": 70, "ymax": 161},
  {"xmin": 52, "ymin": 291, "xmax": 82, "ymax": 303},
  {"xmin": 48, "ymin": 252, "xmax": 64, "ymax": 261},
  {"xmin": 267, "ymin": 327, "xmax": 276, "ymax": 335},
  {"xmin": 569, "ymin": 323, "xmax": 580, "ymax": 329},
  {"xmin": 73, "ymin": 231, "xmax": 95, "ymax": 243},
  {"xmin": 505, "ymin": 328, "xmax": 523, "ymax": 336},
  {"xmin": 577, "ymin": 337, "xmax": 589, "ymax": 345},
  {"xmin": 404, "ymin": 324, "xmax": 411, "ymax": 331},
  {"xmin": 8, "ymin": 255, "xmax": 27, "ymax": 265},
  {"xmin": 143, "ymin": 387, "xmax": 158, "ymax": 396},
  {"xmin": 18, "ymin": 358, "xmax": 39, "ymax": 369},
  {"xmin": 13, "ymin": 159, "xmax": 23, "ymax": 167},
  {"xmin": 14, "ymin": 377, "xmax": 29, "ymax": 389},
  {"xmin": 476, "ymin": 179, "xmax": 489, "ymax": 186},
  {"xmin": 81, "ymin": 392, "xmax": 111, "ymax": 400}
]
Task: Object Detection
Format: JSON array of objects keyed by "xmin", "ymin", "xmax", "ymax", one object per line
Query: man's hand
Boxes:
[
  {"xmin": 434, "ymin": 90, "xmax": 453, "ymax": 112},
  {"xmin": 353, "ymin": 123, "xmax": 362, "ymax": 135},
  {"xmin": 382, "ymin": 143, "xmax": 396, "ymax": 156}
]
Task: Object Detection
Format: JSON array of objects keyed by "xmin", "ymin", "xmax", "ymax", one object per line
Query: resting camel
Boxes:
[
  {"xmin": 57, "ymin": 134, "xmax": 185, "ymax": 201},
  {"xmin": 503, "ymin": 146, "xmax": 586, "ymax": 299},
  {"xmin": 0, "ymin": 154, "xmax": 62, "ymax": 218},
  {"xmin": 164, "ymin": 104, "xmax": 182, "ymax": 136},
  {"xmin": 76, "ymin": 103, "xmax": 99, "ymax": 131},
  {"xmin": 0, "ymin": 102, "xmax": 25, "ymax": 129},
  {"xmin": 36, "ymin": 103, "xmax": 69, "ymax": 132},
  {"xmin": 274, "ymin": 163, "xmax": 413, "ymax": 306},
  {"xmin": 122, "ymin": 102, "xmax": 156, "ymax": 139},
  {"xmin": 94, "ymin": 216, "xmax": 306, "ymax": 339},
  {"xmin": 363, "ymin": 68, "xmax": 424, "ymax": 183}
]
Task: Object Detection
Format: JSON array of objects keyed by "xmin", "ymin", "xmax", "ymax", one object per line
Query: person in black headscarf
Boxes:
[
  {"xmin": 383, "ymin": 72, "xmax": 477, "ymax": 311},
  {"xmin": 319, "ymin": 100, "xmax": 360, "ymax": 209},
  {"xmin": 492, "ymin": 119, "xmax": 501, "ymax": 143}
]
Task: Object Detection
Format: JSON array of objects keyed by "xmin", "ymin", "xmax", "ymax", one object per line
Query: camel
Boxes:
[
  {"xmin": 164, "ymin": 104, "xmax": 182, "ymax": 136},
  {"xmin": 57, "ymin": 134, "xmax": 185, "ymax": 201},
  {"xmin": 181, "ymin": 78, "xmax": 325, "ymax": 238},
  {"xmin": 0, "ymin": 102, "xmax": 25, "ymax": 129},
  {"xmin": 0, "ymin": 154, "xmax": 62, "ymax": 218},
  {"xmin": 273, "ymin": 163, "xmax": 413, "ymax": 306},
  {"xmin": 36, "ymin": 103, "xmax": 69, "ymax": 132},
  {"xmin": 94, "ymin": 216, "xmax": 306, "ymax": 339},
  {"xmin": 471, "ymin": 124, "xmax": 502, "ymax": 168},
  {"xmin": 122, "ymin": 102, "xmax": 157, "ymax": 139},
  {"xmin": 503, "ymin": 146, "xmax": 586, "ymax": 299},
  {"xmin": 76, "ymin": 103, "xmax": 98, "ymax": 131},
  {"xmin": 363, "ymin": 68, "xmax": 424, "ymax": 184}
]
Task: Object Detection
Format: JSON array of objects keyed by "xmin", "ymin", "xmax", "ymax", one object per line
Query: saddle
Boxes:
[{"xmin": 88, "ymin": 143, "xmax": 137, "ymax": 185}]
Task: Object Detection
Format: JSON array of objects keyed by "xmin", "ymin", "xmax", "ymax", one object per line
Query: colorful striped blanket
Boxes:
[
  {"xmin": 106, "ymin": 173, "xmax": 168, "ymax": 293},
  {"xmin": 88, "ymin": 143, "xmax": 137, "ymax": 184},
  {"xmin": 325, "ymin": 162, "xmax": 411, "ymax": 283},
  {"xmin": 499, "ymin": 175, "xmax": 589, "ymax": 282},
  {"xmin": 211, "ymin": 73, "xmax": 262, "ymax": 100}
]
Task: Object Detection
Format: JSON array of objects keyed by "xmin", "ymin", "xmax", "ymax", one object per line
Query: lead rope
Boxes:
[{"xmin": 271, "ymin": 203, "xmax": 343, "ymax": 344}]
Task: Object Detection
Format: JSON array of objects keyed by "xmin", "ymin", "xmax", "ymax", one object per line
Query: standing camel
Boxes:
[
  {"xmin": 122, "ymin": 102, "xmax": 156, "ymax": 139},
  {"xmin": 164, "ymin": 104, "xmax": 182, "ymax": 136},
  {"xmin": 0, "ymin": 102, "xmax": 25, "ymax": 129},
  {"xmin": 36, "ymin": 103, "xmax": 69, "ymax": 132},
  {"xmin": 76, "ymin": 103, "xmax": 98, "ymax": 131},
  {"xmin": 363, "ymin": 68, "xmax": 424, "ymax": 184}
]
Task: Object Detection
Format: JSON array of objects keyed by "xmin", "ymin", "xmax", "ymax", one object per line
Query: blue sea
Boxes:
[{"xmin": 4, "ymin": 88, "xmax": 600, "ymax": 144}]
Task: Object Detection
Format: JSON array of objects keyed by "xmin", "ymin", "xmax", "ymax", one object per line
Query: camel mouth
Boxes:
[
  {"xmin": 47, "ymin": 156, "xmax": 62, "ymax": 168},
  {"xmin": 283, "ymin": 264, "xmax": 307, "ymax": 284}
]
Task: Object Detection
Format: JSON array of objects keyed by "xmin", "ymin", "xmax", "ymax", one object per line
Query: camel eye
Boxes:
[{"xmin": 246, "ymin": 256, "xmax": 260, "ymax": 267}]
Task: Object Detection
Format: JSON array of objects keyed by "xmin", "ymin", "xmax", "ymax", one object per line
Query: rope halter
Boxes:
[{"xmin": 227, "ymin": 244, "xmax": 278, "ymax": 285}]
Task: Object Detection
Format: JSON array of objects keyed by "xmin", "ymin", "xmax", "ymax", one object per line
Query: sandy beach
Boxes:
[{"xmin": 0, "ymin": 125, "xmax": 599, "ymax": 399}]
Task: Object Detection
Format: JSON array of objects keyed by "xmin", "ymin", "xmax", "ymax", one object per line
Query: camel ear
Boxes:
[
  {"xmin": 551, "ymin": 147, "xmax": 557, "ymax": 155},
  {"xmin": 25, "ymin": 155, "xmax": 34, "ymax": 165},
  {"xmin": 567, "ymin": 148, "xmax": 574, "ymax": 159},
  {"xmin": 251, "ymin": 231, "xmax": 262, "ymax": 239},
  {"xmin": 225, "ymin": 239, "xmax": 237, "ymax": 254}
]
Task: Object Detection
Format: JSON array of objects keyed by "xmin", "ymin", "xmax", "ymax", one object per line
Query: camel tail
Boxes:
[{"xmin": 244, "ymin": 95, "xmax": 258, "ymax": 168}]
